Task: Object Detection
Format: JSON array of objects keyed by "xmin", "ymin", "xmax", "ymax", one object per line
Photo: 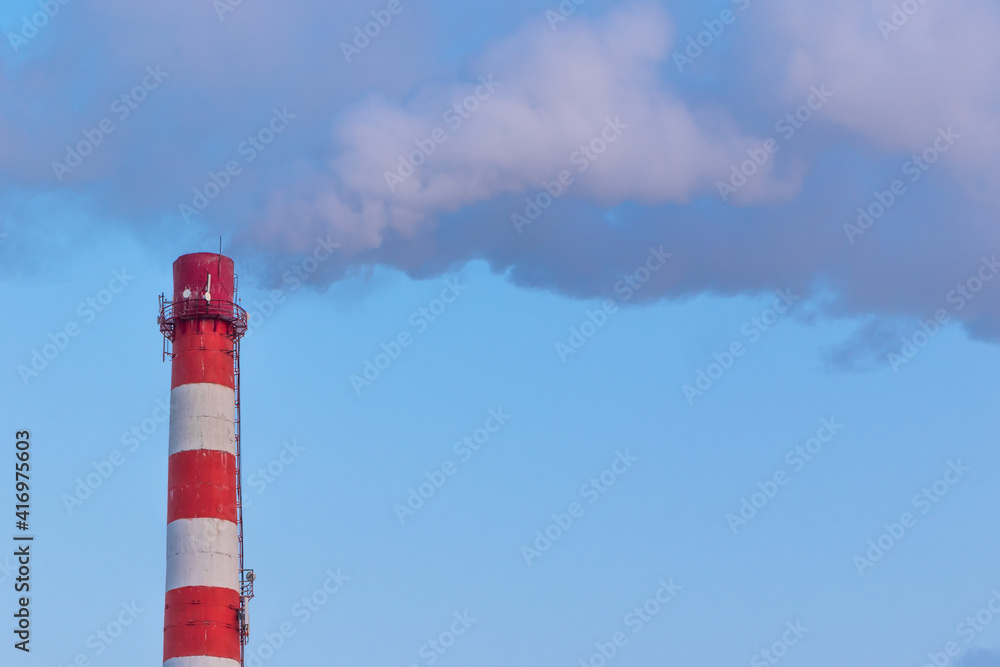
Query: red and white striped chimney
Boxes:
[{"xmin": 160, "ymin": 253, "xmax": 249, "ymax": 667}]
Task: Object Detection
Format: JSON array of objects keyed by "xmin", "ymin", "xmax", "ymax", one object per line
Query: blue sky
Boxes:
[{"xmin": 3, "ymin": 1, "xmax": 1000, "ymax": 666}]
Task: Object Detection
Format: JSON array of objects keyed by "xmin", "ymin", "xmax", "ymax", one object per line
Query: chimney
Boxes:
[{"xmin": 158, "ymin": 253, "xmax": 252, "ymax": 667}]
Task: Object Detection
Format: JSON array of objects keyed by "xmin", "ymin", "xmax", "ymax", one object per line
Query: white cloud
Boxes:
[{"xmin": 256, "ymin": 3, "xmax": 792, "ymax": 254}]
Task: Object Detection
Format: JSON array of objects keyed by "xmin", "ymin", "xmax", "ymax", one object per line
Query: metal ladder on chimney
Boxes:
[{"xmin": 233, "ymin": 276, "xmax": 254, "ymax": 665}]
